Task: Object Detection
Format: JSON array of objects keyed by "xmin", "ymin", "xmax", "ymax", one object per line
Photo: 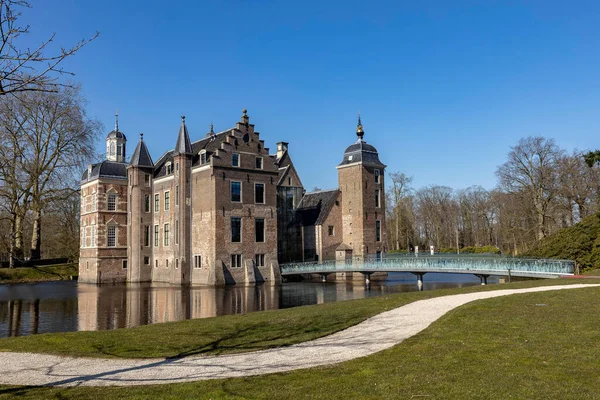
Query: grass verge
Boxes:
[
  {"xmin": 0, "ymin": 278, "xmax": 596, "ymax": 360},
  {"xmin": 0, "ymin": 263, "xmax": 77, "ymax": 284},
  {"xmin": 0, "ymin": 281, "xmax": 599, "ymax": 399}
]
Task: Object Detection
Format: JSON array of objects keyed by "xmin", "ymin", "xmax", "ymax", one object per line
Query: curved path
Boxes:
[{"xmin": 1, "ymin": 284, "xmax": 597, "ymax": 387}]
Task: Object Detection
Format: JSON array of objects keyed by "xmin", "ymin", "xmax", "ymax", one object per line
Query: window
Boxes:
[
  {"xmin": 144, "ymin": 225, "xmax": 150, "ymax": 247},
  {"xmin": 376, "ymin": 220, "xmax": 381, "ymax": 242},
  {"xmin": 166, "ymin": 162, "xmax": 173, "ymax": 175},
  {"xmin": 107, "ymin": 194, "xmax": 116, "ymax": 211},
  {"xmin": 288, "ymin": 177, "xmax": 291, "ymax": 185},
  {"xmin": 231, "ymin": 181, "xmax": 241, "ymax": 202},
  {"xmin": 86, "ymin": 261, "xmax": 89, "ymax": 270},
  {"xmin": 92, "ymin": 194, "xmax": 96, "ymax": 211},
  {"xmin": 231, "ymin": 254, "xmax": 242, "ymax": 268},
  {"xmin": 144, "ymin": 256, "xmax": 150, "ymax": 265},
  {"xmin": 255, "ymin": 254, "xmax": 265, "ymax": 267},
  {"xmin": 154, "ymin": 224, "xmax": 159, "ymax": 247},
  {"xmin": 175, "ymin": 219, "xmax": 179, "ymax": 245},
  {"xmin": 328, "ymin": 225, "xmax": 335, "ymax": 236},
  {"xmin": 155, "ymin": 259, "xmax": 158, "ymax": 268},
  {"xmin": 107, "ymin": 226, "xmax": 116, "ymax": 247},
  {"xmin": 194, "ymin": 255, "xmax": 202, "ymax": 269},
  {"xmin": 255, "ymin": 183, "xmax": 265, "ymax": 204},
  {"xmin": 82, "ymin": 226, "xmax": 87, "ymax": 247},
  {"xmin": 164, "ymin": 223, "xmax": 170, "ymax": 246},
  {"xmin": 255, "ymin": 218, "xmax": 265, "ymax": 243},
  {"xmin": 374, "ymin": 169, "xmax": 380, "ymax": 184},
  {"xmin": 122, "ymin": 260, "xmax": 128, "ymax": 269},
  {"xmin": 231, "ymin": 217, "xmax": 241, "ymax": 242},
  {"xmin": 375, "ymin": 189, "xmax": 380, "ymax": 208},
  {"xmin": 175, "ymin": 259, "xmax": 179, "ymax": 269},
  {"xmin": 255, "ymin": 157, "xmax": 263, "ymax": 169},
  {"xmin": 166, "ymin": 259, "xmax": 169, "ymax": 268},
  {"xmin": 91, "ymin": 226, "xmax": 96, "ymax": 247},
  {"xmin": 145, "ymin": 174, "xmax": 151, "ymax": 186},
  {"xmin": 200, "ymin": 151, "xmax": 207, "ymax": 164},
  {"xmin": 144, "ymin": 195, "xmax": 150, "ymax": 212},
  {"xmin": 232, "ymin": 153, "xmax": 240, "ymax": 167},
  {"xmin": 164, "ymin": 191, "xmax": 170, "ymax": 211},
  {"xmin": 154, "ymin": 194, "xmax": 159, "ymax": 212},
  {"xmin": 175, "ymin": 185, "xmax": 179, "ymax": 206}
]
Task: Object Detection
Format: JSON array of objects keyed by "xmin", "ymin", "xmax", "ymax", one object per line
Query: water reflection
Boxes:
[{"xmin": 0, "ymin": 273, "xmax": 497, "ymax": 337}]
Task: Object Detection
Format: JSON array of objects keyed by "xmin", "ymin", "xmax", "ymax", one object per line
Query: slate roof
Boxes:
[
  {"xmin": 81, "ymin": 160, "xmax": 127, "ymax": 183},
  {"xmin": 338, "ymin": 139, "xmax": 385, "ymax": 167},
  {"xmin": 106, "ymin": 129, "xmax": 126, "ymax": 140},
  {"xmin": 296, "ymin": 189, "xmax": 339, "ymax": 226},
  {"xmin": 173, "ymin": 118, "xmax": 192, "ymax": 155},
  {"xmin": 130, "ymin": 137, "xmax": 153, "ymax": 168}
]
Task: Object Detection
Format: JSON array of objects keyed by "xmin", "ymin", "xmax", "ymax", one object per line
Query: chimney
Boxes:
[{"xmin": 276, "ymin": 142, "xmax": 289, "ymax": 159}]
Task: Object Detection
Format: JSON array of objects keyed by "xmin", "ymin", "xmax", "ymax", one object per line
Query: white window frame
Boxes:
[
  {"xmin": 200, "ymin": 150, "xmax": 207, "ymax": 164},
  {"xmin": 232, "ymin": 153, "xmax": 240, "ymax": 167},
  {"xmin": 374, "ymin": 169, "xmax": 380, "ymax": 184},
  {"xmin": 145, "ymin": 194, "xmax": 150, "ymax": 213},
  {"xmin": 231, "ymin": 217, "xmax": 242, "ymax": 243},
  {"xmin": 107, "ymin": 194, "xmax": 117, "ymax": 211},
  {"xmin": 164, "ymin": 223, "xmax": 170, "ymax": 246},
  {"xmin": 166, "ymin": 162, "xmax": 173, "ymax": 175},
  {"xmin": 145, "ymin": 174, "xmax": 151, "ymax": 187},
  {"xmin": 375, "ymin": 189, "xmax": 380, "ymax": 208},
  {"xmin": 164, "ymin": 190, "xmax": 170, "ymax": 211},
  {"xmin": 107, "ymin": 225, "xmax": 117, "ymax": 247},
  {"xmin": 328, "ymin": 225, "xmax": 335, "ymax": 236},
  {"xmin": 154, "ymin": 193, "xmax": 159, "ymax": 212},
  {"xmin": 231, "ymin": 254, "xmax": 242, "ymax": 268},
  {"xmin": 255, "ymin": 156, "xmax": 263, "ymax": 169},
  {"xmin": 154, "ymin": 224, "xmax": 159, "ymax": 247}
]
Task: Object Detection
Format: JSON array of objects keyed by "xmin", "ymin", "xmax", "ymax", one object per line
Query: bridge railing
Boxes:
[{"xmin": 280, "ymin": 256, "xmax": 575, "ymax": 276}]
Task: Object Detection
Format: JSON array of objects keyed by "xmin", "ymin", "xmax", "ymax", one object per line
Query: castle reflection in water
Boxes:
[{"xmin": 1, "ymin": 280, "xmax": 398, "ymax": 337}]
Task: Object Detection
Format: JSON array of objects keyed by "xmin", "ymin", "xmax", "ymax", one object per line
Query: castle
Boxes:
[{"xmin": 79, "ymin": 110, "xmax": 386, "ymax": 285}]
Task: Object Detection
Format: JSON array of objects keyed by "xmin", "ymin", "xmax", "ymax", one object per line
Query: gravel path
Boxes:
[{"xmin": 0, "ymin": 284, "xmax": 597, "ymax": 387}]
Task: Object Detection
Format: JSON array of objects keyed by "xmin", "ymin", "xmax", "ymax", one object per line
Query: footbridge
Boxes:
[{"xmin": 280, "ymin": 255, "xmax": 575, "ymax": 289}]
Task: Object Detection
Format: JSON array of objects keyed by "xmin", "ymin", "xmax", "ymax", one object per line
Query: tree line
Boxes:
[{"xmin": 385, "ymin": 137, "xmax": 600, "ymax": 255}]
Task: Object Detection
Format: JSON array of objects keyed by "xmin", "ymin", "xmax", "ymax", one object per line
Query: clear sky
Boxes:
[{"xmin": 20, "ymin": 0, "xmax": 600, "ymax": 191}]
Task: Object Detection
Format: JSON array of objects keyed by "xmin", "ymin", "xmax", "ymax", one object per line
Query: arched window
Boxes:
[{"xmin": 110, "ymin": 143, "xmax": 115, "ymax": 156}]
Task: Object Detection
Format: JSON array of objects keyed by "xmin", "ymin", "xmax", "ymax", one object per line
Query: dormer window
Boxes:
[
  {"xmin": 166, "ymin": 162, "xmax": 173, "ymax": 175},
  {"xmin": 200, "ymin": 150, "xmax": 207, "ymax": 164}
]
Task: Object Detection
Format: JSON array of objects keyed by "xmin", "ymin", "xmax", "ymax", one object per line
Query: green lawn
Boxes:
[
  {"xmin": 0, "ymin": 264, "xmax": 77, "ymax": 283},
  {"xmin": 0, "ymin": 281, "xmax": 598, "ymax": 399},
  {"xmin": 0, "ymin": 278, "xmax": 593, "ymax": 359}
]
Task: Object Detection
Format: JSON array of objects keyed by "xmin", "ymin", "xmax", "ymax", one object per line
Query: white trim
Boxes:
[
  {"xmin": 192, "ymin": 164, "xmax": 211, "ymax": 173},
  {"xmin": 153, "ymin": 175, "xmax": 174, "ymax": 185},
  {"xmin": 230, "ymin": 180, "xmax": 242, "ymax": 203}
]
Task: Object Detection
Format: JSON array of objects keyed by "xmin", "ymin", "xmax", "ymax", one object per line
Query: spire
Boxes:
[
  {"xmin": 115, "ymin": 109, "xmax": 119, "ymax": 132},
  {"xmin": 356, "ymin": 111, "xmax": 364, "ymax": 141},
  {"xmin": 210, "ymin": 122, "xmax": 214, "ymax": 134},
  {"xmin": 174, "ymin": 115, "xmax": 193, "ymax": 155},
  {"xmin": 129, "ymin": 132, "xmax": 153, "ymax": 167}
]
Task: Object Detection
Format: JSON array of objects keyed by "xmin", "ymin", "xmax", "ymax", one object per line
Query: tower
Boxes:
[
  {"xmin": 127, "ymin": 133, "xmax": 154, "ymax": 282},
  {"xmin": 106, "ymin": 110, "xmax": 127, "ymax": 162},
  {"xmin": 173, "ymin": 116, "xmax": 193, "ymax": 284},
  {"xmin": 336, "ymin": 115, "xmax": 386, "ymax": 260}
]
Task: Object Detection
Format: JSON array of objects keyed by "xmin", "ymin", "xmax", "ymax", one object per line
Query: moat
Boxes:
[{"xmin": 0, "ymin": 273, "xmax": 500, "ymax": 338}]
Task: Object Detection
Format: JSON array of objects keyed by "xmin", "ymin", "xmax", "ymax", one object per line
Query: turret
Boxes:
[{"xmin": 106, "ymin": 110, "xmax": 127, "ymax": 162}]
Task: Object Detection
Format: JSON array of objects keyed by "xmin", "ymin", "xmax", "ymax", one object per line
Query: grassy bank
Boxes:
[
  {"xmin": 0, "ymin": 263, "xmax": 77, "ymax": 284},
  {"xmin": 0, "ymin": 278, "xmax": 596, "ymax": 360},
  {"xmin": 0, "ymin": 281, "xmax": 599, "ymax": 399}
]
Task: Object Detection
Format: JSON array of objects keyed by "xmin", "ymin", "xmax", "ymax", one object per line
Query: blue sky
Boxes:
[{"xmin": 20, "ymin": 0, "xmax": 600, "ymax": 191}]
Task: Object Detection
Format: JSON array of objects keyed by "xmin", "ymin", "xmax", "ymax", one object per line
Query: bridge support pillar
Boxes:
[
  {"xmin": 320, "ymin": 273, "xmax": 330, "ymax": 283},
  {"xmin": 475, "ymin": 274, "xmax": 489, "ymax": 285},
  {"xmin": 363, "ymin": 272, "xmax": 372, "ymax": 286},
  {"xmin": 412, "ymin": 272, "xmax": 426, "ymax": 291}
]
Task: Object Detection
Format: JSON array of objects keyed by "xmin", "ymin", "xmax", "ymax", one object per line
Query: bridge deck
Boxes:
[{"xmin": 280, "ymin": 256, "xmax": 575, "ymax": 279}]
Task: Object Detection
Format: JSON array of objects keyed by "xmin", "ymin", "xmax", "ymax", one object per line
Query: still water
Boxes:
[{"xmin": 0, "ymin": 273, "xmax": 497, "ymax": 338}]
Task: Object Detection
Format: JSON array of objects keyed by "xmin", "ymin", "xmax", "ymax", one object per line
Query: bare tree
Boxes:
[
  {"xmin": 496, "ymin": 137, "xmax": 563, "ymax": 241},
  {"xmin": 388, "ymin": 172, "xmax": 413, "ymax": 250},
  {"xmin": 0, "ymin": 0, "xmax": 98, "ymax": 95}
]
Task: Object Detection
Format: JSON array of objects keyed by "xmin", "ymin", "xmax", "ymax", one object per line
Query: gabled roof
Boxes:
[
  {"xmin": 297, "ymin": 189, "xmax": 339, "ymax": 226},
  {"xmin": 129, "ymin": 136, "xmax": 153, "ymax": 168}
]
